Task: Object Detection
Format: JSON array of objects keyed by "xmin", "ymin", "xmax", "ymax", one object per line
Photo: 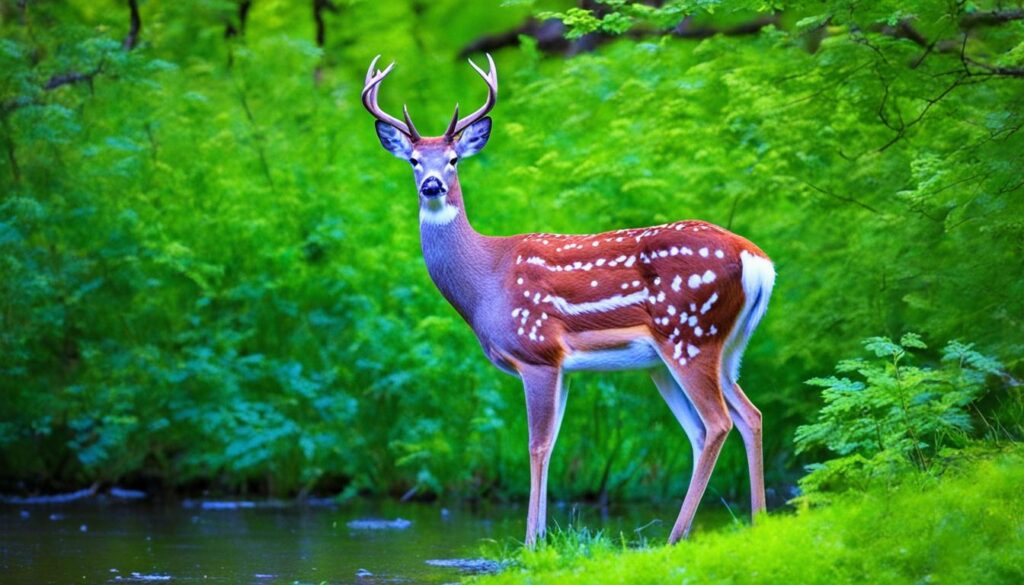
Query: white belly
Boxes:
[{"xmin": 562, "ymin": 338, "xmax": 661, "ymax": 372}]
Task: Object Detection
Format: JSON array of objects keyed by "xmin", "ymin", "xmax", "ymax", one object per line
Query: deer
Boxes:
[{"xmin": 361, "ymin": 54, "xmax": 776, "ymax": 547}]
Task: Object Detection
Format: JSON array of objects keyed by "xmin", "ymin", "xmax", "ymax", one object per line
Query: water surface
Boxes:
[{"xmin": 1, "ymin": 497, "xmax": 733, "ymax": 584}]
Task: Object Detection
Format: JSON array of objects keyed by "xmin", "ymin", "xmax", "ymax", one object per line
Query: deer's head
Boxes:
[{"xmin": 361, "ymin": 55, "xmax": 497, "ymax": 213}]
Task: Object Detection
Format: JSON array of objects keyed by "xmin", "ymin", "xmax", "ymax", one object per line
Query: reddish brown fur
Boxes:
[{"xmin": 499, "ymin": 220, "xmax": 766, "ymax": 368}]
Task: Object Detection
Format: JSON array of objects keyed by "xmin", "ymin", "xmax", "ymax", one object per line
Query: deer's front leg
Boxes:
[{"xmin": 520, "ymin": 363, "xmax": 567, "ymax": 548}]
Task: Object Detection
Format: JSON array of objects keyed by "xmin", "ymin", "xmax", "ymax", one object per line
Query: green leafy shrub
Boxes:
[{"xmin": 794, "ymin": 334, "xmax": 1009, "ymax": 503}]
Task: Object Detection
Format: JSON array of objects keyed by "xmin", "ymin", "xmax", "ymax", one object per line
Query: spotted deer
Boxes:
[{"xmin": 362, "ymin": 54, "xmax": 775, "ymax": 546}]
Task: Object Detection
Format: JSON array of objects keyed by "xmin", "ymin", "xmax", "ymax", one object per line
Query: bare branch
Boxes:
[
  {"xmin": 960, "ymin": 9, "xmax": 1024, "ymax": 29},
  {"xmin": 123, "ymin": 0, "xmax": 142, "ymax": 51}
]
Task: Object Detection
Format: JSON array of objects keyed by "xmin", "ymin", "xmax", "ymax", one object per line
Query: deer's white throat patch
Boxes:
[{"xmin": 420, "ymin": 196, "xmax": 459, "ymax": 225}]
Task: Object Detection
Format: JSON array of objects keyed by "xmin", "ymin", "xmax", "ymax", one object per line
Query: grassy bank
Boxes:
[{"xmin": 479, "ymin": 448, "xmax": 1024, "ymax": 585}]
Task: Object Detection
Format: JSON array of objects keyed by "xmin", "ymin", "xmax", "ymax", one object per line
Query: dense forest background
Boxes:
[{"xmin": 1, "ymin": 0, "xmax": 1021, "ymax": 506}]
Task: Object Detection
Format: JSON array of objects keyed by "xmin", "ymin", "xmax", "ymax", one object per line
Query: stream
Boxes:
[{"xmin": 1, "ymin": 496, "xmax": 734, "ymax": 584}]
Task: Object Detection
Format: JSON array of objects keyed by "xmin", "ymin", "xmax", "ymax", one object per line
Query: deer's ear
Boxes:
[
  {"xmin": 375, "ymin": 121, "xmax": 413, "ymax": 159},
  {"xmin": 455, "ymin": 117, "xmax": 491, "ymax": 158}
]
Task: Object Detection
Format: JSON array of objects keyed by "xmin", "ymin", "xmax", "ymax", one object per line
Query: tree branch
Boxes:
[
  {"xmin": 44, "ymin": 58, "xmax": 106, "ymax": 92},
  {"xmin": 225, "ymin": 0, "xmax": 253, "ymax": 39},
  {"xmin": 123, "ymin": 0, "xmax": 142, "ymax": 51},
  {"xmin": 671, "ymin": 14, "xmax": 779, "ymax": 39},
  {"xmin": 960, "ymin": 9, "xmax": 1024, "ymax": 29}
]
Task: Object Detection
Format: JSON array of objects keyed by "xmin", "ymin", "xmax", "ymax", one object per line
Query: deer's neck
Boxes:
[{"xmin": 419, "ymin": 179, "xmax": 501, "ymax": 326}]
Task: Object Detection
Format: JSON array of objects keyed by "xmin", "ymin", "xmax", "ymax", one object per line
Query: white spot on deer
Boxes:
[
  {"xmin": 539, "ymin": 335, "xmax": 545, "ymax": 341},
  {"xmin": 670, "ymin": 246, "xmax": 679, "ymax": 256},
  {"xmin": 699, "ymin": 247, "xmax": 709, "ymax": 257},
  {"xmin": 657, "ymin": 291, "xmax": 666, "ymax": 302},
  {"xmin": 616, "ymin": 237, "xmax": 623, "ymax": 242},
  {"xmin": 591, "ymin": 280, "xmax": 599, "ymax": 287},
  {"xmin": 709, "ymin": 324, "xmax": 717, "ymax": 335},
  {"xmin": 516, "ymin": 277, "xmax": 524, "ymax": 285},
  {"xmin": 625, "ymin": 256, "xmax": 636, "ymax": 267},
  {"xmin": 544, "ymin": 289, "xmax": 649, "ymax": 316},
  {"xmin": 702, "ymin": 270, "xmax": 716, "ymax": 284},
  {"xmin": 695, "ymin": 326, "xmax": 703, "ymax": 337},
  {"xmin": 516, "ymin": 255, "xmax": 523, "ymax": 265},
  {"xmin": 518, "ymin": 327, "xmax": 524, "ymax": 335},
  {"xmin": 667, "ymin": 305, "xmax": 676, "ymax": 316},
  {"xmin": 672, "ymin": 275, "xmax": 683, "ymax": 292},
  {"xmin": 583, "ymin": 262, "xmax": 593, "ymax": 271},
  {"xmin": 526, "ymin": 257, "xmax": 546, "ymax": 267},
  {"xmin": 511, "ymin": 308, "xmax": 521, "ymax": 318},
  {"xmin": 648, "ymin": 296, "xmax": 657, "ymax": 304},
  {"xmin": 673, "ymin": 342, "xmax": 683, "ymax": 359},
  {"xmin": 690, "ymin": 303, "xmax": 697, "ymax": 312},
  {"xmin": 632, "ymin": 280, "xmax": 640, "ymax": 288},
  {"xmin": 687, "ymin": 344, "xmax": 700, "ymax": 358},
  {"xmin": 658, "ymin": 250, "xmax": 668, "ymax": 258},
  {"xmin": 535, "ymin": 319, "xmax": 543, "ymax": 327},
  {"xmin": 533, "ymin": 292, "xmax": 541, "ymax": 304},
  {"xmin": 688, "ymin": 274, "xmax": 702, "ymax": 289},
  {"xmin": 678, "ymin": 358, "xmax": 687, "ymax": 366},
  {"xmin": 595, "ymin": 258, "xmax": 606, "ymax": 267},
  {"xmin": 542, "ymin": 312, "xmax": 548, "ymax": 320},
  {"xmin": 688, "ymin": 315, "xmax": 698, "ymax": 327},
  {"xmin": 542, "ymin": 239, "xmax": 549, "ymax": 245},
  {"xmin": 715, "ymin": 249, "xmax": 725, "ymax": 258},
  {"xmin": 654, "ymin": 277, "xmax": 662, "ymax": 286},
  {"xmin": 621, "ymin": 283, "xmax": 629, "ymax": 290},
  {"xmin": 529, "ymin": 330, "xmax": 537, "ymax": 341},
  {"xmin": 700, "ymin": 292, "xmax": 719, "ymax": 314},
  {"xmin": 565, "ymin": 265, "xmax": 574, "ymax": 272},
  {"xmin": 523, "ymin": 291, "xmax": 530, "ymax": 298}
]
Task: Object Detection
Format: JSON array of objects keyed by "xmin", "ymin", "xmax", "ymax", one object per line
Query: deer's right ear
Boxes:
[{"xmin": 375, "ymin": 121, "xmax": 413, "ymax": 159}]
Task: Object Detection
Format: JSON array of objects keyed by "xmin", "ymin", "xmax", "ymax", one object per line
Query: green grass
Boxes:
[{"xmin": 477, "ymin": 448, "xmax": 1024, "ymax": 585}]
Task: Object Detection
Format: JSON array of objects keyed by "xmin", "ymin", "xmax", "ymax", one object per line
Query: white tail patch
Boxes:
[{"xmin": 721, "ymin": 250, "xmax": 775, "ymax": 383}]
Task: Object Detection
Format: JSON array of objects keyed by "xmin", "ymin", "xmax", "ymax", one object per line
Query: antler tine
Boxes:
[
  {"xmin": 402, "ymin": 104, "xmax": 422, "ymax": 141},
  {"xmin": 444, "ymin": 103, "xmax": 460, "ymax": 139},
  {"xmin": 448, "ymin": 52, "xmax": 498, "ymax": 137},
  {"xmin": 361, "ymin": 56, "xmax": 417, "ymax": 139},
  {"xmin": 364, "ymin": 54, "xmax": 382, "ymax": 85}
]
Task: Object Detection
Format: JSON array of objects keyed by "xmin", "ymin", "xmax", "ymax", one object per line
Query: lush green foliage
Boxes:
[
  {"xmin": 479, "ymin": 448, "xmax": 1024, "ymax": 584},
  {"xmin": 1, "ymin": 0, "xmax": 1022, "ymax": 500},
  {"xmin": 793, "ymin": 334, "xmax": 1016, "ymax": 502}
]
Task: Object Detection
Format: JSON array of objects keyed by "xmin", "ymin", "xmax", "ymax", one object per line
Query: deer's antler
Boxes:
[
  {"xmin": 362, "ymin": 55, "xmax": 421, "ymax": 141},
  {"xmin": 444, "ymin": 53, "xmax": 498, "ymax": 139}
]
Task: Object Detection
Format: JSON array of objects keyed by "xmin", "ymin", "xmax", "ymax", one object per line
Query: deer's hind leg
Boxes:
[
  {"xmin": 722, "ymin": 380, "xmax": 766, "ymax": 518},
  {"xmin": 652, "ymin": 343, "xmax": 732, "ymax": 544}
]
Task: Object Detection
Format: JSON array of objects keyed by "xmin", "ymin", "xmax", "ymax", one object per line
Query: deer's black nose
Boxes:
[{"xmin": 420, "ymin": 177, "xmax": 446, "ymax": 197}]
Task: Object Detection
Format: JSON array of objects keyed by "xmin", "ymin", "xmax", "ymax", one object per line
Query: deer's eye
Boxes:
[
  {"xmin": 449, "ymin": 157, "xmax": 458, "ymax": 166},
  {"xmin": 410, "ymin": 158, "xmax": 419, "ymax": 166}
]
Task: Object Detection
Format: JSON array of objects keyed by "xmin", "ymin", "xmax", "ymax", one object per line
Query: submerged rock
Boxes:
[
  {"xmin": 109, "ymin": 487, "xmax": 148, "ymax": 500},
  {"xmin": 113, "ymin": 572, "xmax": 172, "ymax": 581},
  {"xmin": 346, "ymin": 518, "xmax": 412, "ymax": 530},
  {"xmin": 425, "ymin": 558, "xmax": 505, "ymax": 574}
]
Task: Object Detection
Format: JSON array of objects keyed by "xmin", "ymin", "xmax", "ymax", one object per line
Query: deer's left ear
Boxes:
[
  {"xmin": 455, "ymin": 117, "xmax": 491, "ymax": 158},
  {"xmin": 375, "ymin": 121, "xmax": 414, "ymax": 159}
]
